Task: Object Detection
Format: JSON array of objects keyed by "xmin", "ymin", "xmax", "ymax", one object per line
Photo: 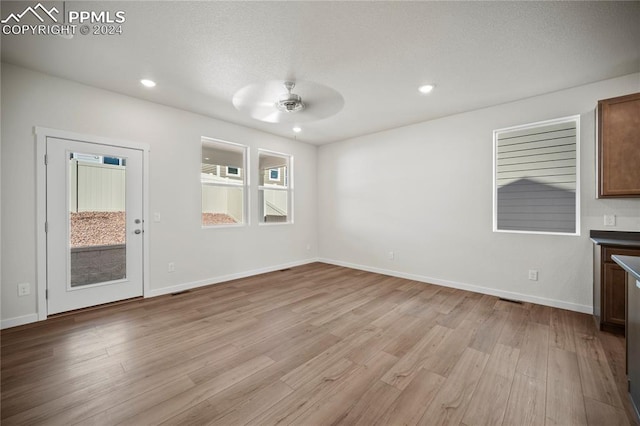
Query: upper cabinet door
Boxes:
[{"xmin": 598, "ymin": 92, "xmax": 640, "ymax": 198}]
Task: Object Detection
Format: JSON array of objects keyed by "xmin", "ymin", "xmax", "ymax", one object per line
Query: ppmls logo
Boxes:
[
  {"xmin": 1, "ymin": 3, "xmax": 59, "ymax": 24},
  {"xmin": 2, "ymin": 2, "xmax": 126, "ymax": 36}
]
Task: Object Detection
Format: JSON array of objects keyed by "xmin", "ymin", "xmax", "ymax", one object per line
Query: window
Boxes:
[
  {"xmin": 201, "ymin": 138, "xmax": 248, "ymax": 226},
  {"xmin": 71, "ymin": 153, "xmax": 125, "ymax": 166},
  {"xmin": 493, "ymin": 116, "xmax": 579, "ymax": 235},
  {"xmin": 259, "ymin": 150, "xmax": 292, "ymax": 224}
]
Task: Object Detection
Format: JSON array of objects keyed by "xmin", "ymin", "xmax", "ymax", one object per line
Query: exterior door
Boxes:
[{"xmin": 46, "ymin": 137, "xmax": 144, "ymax": 314}]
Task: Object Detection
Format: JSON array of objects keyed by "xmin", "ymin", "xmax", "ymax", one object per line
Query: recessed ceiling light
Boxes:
[
  {"xmin": 140, "ymin": 79, "xmax": 156, "ymax": 88},
  {"xmin": 418, "ymin": 84, "xmax": 435, "ymax": 94},
  {"xmin": 293, "ymin": 126, "xmax": 302, "ymax": 133}
]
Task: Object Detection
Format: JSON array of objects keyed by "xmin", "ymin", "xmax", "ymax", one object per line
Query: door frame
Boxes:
[{"xmin": 35, "ymin": 127, "xmax": 150, "ymax": 320}]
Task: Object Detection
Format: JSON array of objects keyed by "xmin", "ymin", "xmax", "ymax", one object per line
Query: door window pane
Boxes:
[{"xmin": 69, "ymin": 152, "xmax": 127, "ymax": 287}]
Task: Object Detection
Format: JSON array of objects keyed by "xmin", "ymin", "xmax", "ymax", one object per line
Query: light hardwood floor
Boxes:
[{"xmin": 1, "ymin": 263, "xmax": 638, "ymax": 425}]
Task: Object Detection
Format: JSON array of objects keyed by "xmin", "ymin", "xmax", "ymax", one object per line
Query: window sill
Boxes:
[{"xmin": 201, "ymin": 223, "xmax": 246, "ymax": 229}]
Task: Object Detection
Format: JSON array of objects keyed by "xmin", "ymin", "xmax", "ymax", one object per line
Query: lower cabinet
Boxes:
[
  {"xmin": 603, "ymin": 262, "xmax": 627, "ymax": 330},
  {"xmin": 598, "ymin": 246, "xmax": 640, "ymax": 335}
]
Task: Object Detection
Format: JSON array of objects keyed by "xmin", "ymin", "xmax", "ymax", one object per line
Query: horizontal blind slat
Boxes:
[
  {"xmin": 497, "ymin": 137, "xmax": 575, "ymax": 154},
  {"xmin": 498, "ymin": 222, "xmax": 576, "ymax": 233},
  {"xmin": 497, "ymin": 158, "xmax": 576, "ymax": 173},
  {"xmin": 497, "ymin": 167, "xmax": 576, "ymax": 180},
  {"xmin": 497, "ymin": 144, "xmax": 576, "ymax": 160},
  {"xmin": 498, "ymin": 128, "xmax": 576, "ymax": 146},
  {"xmin": 497, "ymin": 121, "xmax": 575, "ymax": 140},
  {"xmin": 498, "ymin": 150, "xmax": 576, "ymax": 165}
]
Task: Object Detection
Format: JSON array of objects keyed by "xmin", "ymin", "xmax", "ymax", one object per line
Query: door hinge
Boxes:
[
  {"xmin": 45, "ymin": 289, "xmax": 48, "ymax": 299},
  {"xmin": 45, "ymin": 221, "xmax": 48, "ymax": 233},
  {"xmin": 44, "ymin": 154, "xmax": 48, "ymax": 165}
]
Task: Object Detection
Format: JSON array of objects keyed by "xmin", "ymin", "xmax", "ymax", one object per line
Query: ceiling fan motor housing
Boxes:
[
  {"xmin": 277, "ymin": 93, "xmax": 305, "ymax": 112},
  {"xmin": 276, "ymin": 81, "xmax": 305, "ymax": 113}
]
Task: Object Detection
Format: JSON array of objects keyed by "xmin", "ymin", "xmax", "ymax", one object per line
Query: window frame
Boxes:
[
  {"xmin": 201, "ymin": 137, "xmax": 249, "ymax": 228},
  {"xmin": 258, "ymin": 149, "xmax": 293, "ymax": 226},
  {"xmin": 492, "ymin": 115, "xmax": 580, "ymax": 236}
]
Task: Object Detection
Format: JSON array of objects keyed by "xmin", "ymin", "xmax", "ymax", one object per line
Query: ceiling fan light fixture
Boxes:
[
  {"xmin": 276, "ymin": 81, "xmax": 305, "ymax": 113},
  {"xmin": 292, "ymin": 126, "xmax": 302, "ymax": 133}
]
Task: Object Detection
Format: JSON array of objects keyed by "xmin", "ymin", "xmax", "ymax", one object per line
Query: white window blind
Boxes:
[{"xmin": 494, "ymin": 116, "xmax": 579, "ymax": 235}]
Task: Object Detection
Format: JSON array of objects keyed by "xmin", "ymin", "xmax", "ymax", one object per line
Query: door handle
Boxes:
[{"xmin": 134, "ymin": 229, "xmax": 142, "ymax": 234}]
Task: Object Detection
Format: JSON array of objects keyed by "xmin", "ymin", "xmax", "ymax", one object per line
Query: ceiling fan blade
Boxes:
[
  {"xmin": 255, "ymin": 109, "xmax": 283, "ymax": 124},
  {"xmin": 297, "ymin": 97, "xmax": 345, "ymax": 121}
]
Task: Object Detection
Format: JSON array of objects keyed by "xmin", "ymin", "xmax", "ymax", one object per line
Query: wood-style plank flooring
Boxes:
[{"xmin": 1, "ymin": 263, "xmax": 638, "ymax": 425}]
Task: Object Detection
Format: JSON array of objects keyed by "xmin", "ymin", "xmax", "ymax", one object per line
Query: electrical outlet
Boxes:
[
  {"xmin": 154, "ymin": 212, "xmax": 161, "ymax": 222},
  {"xmin": 604, "ymin": 214, "xmax": 616, "ymax": 227},
  {"xmin": 17, "ymin": 282, "xmax": 30, "ymax": 296},
  {"xmin": 306, "ymin": 244, "xmax": 311, "ymax": 251},
  {"xmin": 528, "ymin": 270, "xmax": 538, "ymax": 281},
  {"xmin": 388, "ymin": 251, "xmax": 395, "ymax": 260},
  {"xmin": 168, "ymin": 262, "xmax": 175, "ymax": 272}
]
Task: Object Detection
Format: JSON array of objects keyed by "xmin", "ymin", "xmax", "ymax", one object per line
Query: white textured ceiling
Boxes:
[{"xmin": 2, "ymin": 1, "xmax": 639, "ymax": 144}]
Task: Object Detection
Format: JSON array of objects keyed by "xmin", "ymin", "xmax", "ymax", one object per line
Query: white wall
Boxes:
[
  {"xmin": 318, "ymin": 73, "xmax": 640, "ymax": 313},
  {"xmin": 1, "ymin": 63, "xmax": 318, "ymax": 325}
]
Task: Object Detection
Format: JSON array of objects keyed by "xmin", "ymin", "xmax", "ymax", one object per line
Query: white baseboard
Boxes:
[
  {"xmin": 318, "ymin": 258, "xmax": 593, "ymax": 314},
  {"xmin": 146, "ymin": 258, "xmax": 319, "ymax": 298},
  {"xmin": 1, "ymin": 259, "xmax": 319, "ymax": 329},
  {"xmin": 1, "ymin": 257, "xmax": 592, "ymax": 329},
  {"xmin": 1, "ymin": 313, "xmax": 39, "ymax": 330}
]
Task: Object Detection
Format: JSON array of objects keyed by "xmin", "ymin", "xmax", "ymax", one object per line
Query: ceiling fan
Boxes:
[{"xmin": 232, "ymin": 80, "xmax": 344, "ymax": 124}]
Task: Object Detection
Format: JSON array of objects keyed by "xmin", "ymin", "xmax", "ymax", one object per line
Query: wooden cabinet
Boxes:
[
  {"xmin": 597, "ymin": 92, "xmax": 640, "ymax": 197},
  {"xmin": 596, "ymin": 246, "xmax": 640, "ymax": 335},
  {"xmin": 603, "ymin": 262, "xmax": 626, "ymax": 328}
]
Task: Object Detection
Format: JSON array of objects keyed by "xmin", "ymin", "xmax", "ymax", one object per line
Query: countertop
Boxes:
[
  {"xmin": 612, "ymin": 255, "xmax": 640, "ymax": 282},
  {"xmin": 590, "ymin": 230, "xmax": 640, "ymax": 248}
]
